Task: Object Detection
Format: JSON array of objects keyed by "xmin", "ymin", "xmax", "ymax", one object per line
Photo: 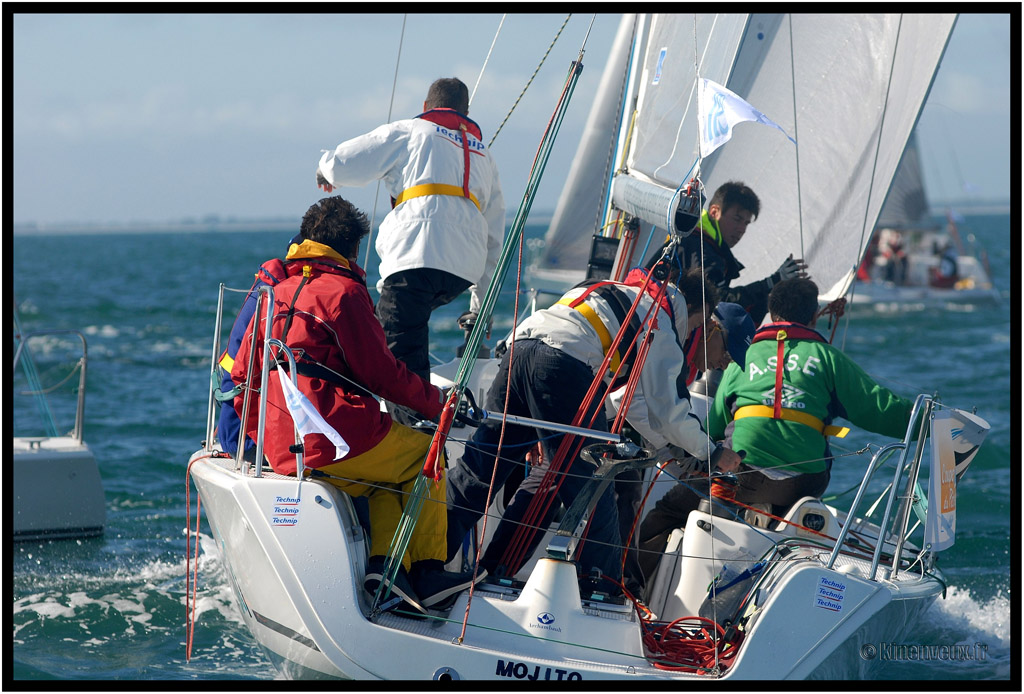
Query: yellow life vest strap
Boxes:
[
  {"xmin": 556, "ymin": 297, "xmax": 622, "ymax": 373},
  {"xmin": 219, "ymin": 352, "xmax": 234, "ymax": 372},
  {"xmin": 734, "ymin": 404, "xmax": 850, "ymax": 438},
  {"xmin": 394, "ymin": 183, "xmax": 481, "ymax": 211}
]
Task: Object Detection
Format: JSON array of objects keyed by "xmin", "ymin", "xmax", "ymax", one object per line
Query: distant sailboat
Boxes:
[{"xmin": 851, "ymin": 132, "xmax": 999, "ymax": 306}]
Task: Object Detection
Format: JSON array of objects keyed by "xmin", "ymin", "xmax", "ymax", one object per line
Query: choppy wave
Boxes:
[
  {"xmin": 927, "ymin": 586, "xmax": 1012, "ymax": 650},
  {"xmin": 12, "ymin": 533, "xmax": 275, "ymax": 679}
]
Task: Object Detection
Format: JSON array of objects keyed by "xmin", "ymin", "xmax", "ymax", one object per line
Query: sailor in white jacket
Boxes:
[
  {"xmin": 446, "ymin": 262, "xmax": 743, "ymax": 594},
  {"xmin": 316, "ymin": 77, "xmax": 505, "ymax": 382}
]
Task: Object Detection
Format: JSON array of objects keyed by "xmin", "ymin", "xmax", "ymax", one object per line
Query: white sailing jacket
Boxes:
[
  {"xmin": 318, "ymin": 116, "xmax": 505, "ymax": 312},
  {"xmin": 513, "ymin": 276, "xmax": 716, "ymax": 461}
]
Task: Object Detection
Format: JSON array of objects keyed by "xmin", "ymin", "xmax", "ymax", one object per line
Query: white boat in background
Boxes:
[
  {"xmin": 185, "ymin": 13, "xmax": 991, "ymax": 680},
  {"xmin": 13, "ymin": 321, "xmax": 106, "ymax": 541},
  {"xmin": 849, "ymin": 134, "xmax": 999, "ymax": 307}
]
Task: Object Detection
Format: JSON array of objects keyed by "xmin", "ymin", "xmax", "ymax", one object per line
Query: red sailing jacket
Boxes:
[{"xmin": 231, "ymin": 242, "xmax": 443, "ymax": 474}]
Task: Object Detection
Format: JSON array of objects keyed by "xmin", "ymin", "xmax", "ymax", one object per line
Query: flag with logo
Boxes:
[
  {"xmin": 698, "ymin": 78, "xmax": 795, "ymax": 158},
  {"xmin": 276, "ymin": 363, "xmax": 350, "ymax": 460},
  {"xmin": 924, "ymin": 408, "xmax": 988, "ymax": 551}
]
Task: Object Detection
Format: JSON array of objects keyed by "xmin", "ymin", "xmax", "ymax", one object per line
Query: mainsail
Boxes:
[{"xmin": 531, "ymin": 14, "xmax": 958, "ymax": 302}]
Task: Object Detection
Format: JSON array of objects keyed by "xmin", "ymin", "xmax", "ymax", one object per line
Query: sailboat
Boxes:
[
  {"xmin": 185, "ymin": 13, "xmax": 990, "ymax": 680},
  {"xmin": 14, "ymin": 310, "xmax": 106, "ymax": 541},
  {"xmin": 847, "ymin": 133, "xmax": 1000, "ymax": 306}
]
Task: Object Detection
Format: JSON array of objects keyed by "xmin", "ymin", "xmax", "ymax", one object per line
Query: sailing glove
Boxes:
[{"xmin": 767, "ymin": 254, "xmax": 808, "ymax": 287}]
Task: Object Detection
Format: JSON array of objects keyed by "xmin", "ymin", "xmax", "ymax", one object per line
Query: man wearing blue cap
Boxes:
[{"xmin": 685, "ymin": 302, "xmax": 756, "ymax": 384}]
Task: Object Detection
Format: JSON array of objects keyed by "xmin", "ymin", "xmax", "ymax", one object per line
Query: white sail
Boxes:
[
  {"xmin": 534, "ymin": 14, "xmax": 957, "ymax": 303},
  {"xmin": 627, "ymin": 14, "xmax": 749, "ymax": 187},
  {"xmin": 698, "ymin": 14, "xmax": 957, "ymax": 300}
]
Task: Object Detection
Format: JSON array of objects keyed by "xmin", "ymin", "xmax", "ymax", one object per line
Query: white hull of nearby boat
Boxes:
[
  {"xmin": 188, "ymin": 443, "xmax": 944, "ymax": 681},
  {"xmin": 14, "ymin": 436, "xmax": 105, "ymax": 541}
]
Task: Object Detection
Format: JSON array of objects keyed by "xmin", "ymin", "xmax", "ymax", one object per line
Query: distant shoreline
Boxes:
[{"xmin": 11, "ymin": 203, "xmax": 1006, "ymax": 236}]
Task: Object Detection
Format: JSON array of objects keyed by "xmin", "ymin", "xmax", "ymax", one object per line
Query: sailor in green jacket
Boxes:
[
  {"xmin": 637, "ymin": 278, "xmax": 912, "ymax": 583},
  {"xmin": 707, "ymin": 276, "xmax": 913, "ymax": 503}
]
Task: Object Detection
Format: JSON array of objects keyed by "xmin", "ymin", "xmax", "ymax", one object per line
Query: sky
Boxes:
[{"xmin": 11, "ymin": 11, "xmax": 1014, "ymax": 228}]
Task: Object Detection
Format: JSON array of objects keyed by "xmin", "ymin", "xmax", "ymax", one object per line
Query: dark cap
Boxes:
[{"xmin": 713, "ymin": 302, "xmax": 755, "ymax": 369}]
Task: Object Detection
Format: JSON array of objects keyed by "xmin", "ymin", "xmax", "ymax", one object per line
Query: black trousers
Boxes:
[
  {"xmin": 445, "ymin": 339, "xmax": 624, "ymax": 589},
  {"xmin": 375, "ymin": 268, "xmax": 472, "ymax": 381},
  {"xmin": 637, "ymin": 465, "xmax": 830, "ymax": 582}
]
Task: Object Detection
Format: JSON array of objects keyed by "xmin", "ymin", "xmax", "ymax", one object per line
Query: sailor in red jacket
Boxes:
[{"xmin": 232, "ymin": 196, "xmax": 479, "ymax": 616}]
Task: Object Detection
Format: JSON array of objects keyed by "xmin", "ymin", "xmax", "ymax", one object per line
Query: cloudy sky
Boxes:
[{"xmin": 12, "ymin": 11, "xmax": 1012, "ymax": 227}]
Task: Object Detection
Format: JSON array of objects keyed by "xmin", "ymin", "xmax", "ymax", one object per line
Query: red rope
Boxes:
[
  {"xmin": 642, "ymin": 616, "xmax": 740, "ymax": 672},
  {"xmin": 604, "ymin": 571, "xmax": 741, "ymax": 675},
  {"xmin": 815, "ymin": 297, "xmax": 847, "ymax": 344},
  {"xmin": 499, "ymin": 271, "xmax": 666, "ymax": 575},
  {"xmin": 620, "ymin": 462, "xmax": 665, "ymax": 574},
  {"xmin": 184, "ymin": 457, "xmax": 204, "ymax": 661},
  {"xmin": 458, "ymin": 227, "xmax": 527, "ymax": 642}
]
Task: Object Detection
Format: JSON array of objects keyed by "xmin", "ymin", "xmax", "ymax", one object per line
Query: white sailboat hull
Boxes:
[
  {"xmin": 14, "ymin": 436, "xmax": 105, "ymax": 541},
  {"xmin": 189, "ymin": 448, "xmax": 943, "ymax": 680}
]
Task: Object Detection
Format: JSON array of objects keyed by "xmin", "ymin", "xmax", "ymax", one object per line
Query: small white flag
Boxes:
[
  {"xmin": 698, "ymin": 78, "xmax": 795, "ymax": 158},
  {"xmin": 276, "ymin": 363, "xmax": 350, "ymax": 460}
]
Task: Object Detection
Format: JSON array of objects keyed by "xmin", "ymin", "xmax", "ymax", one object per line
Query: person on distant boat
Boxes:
[
  {"xmin": 929, "ymin": 240, "xmax": 959, "ymax": 288},
  {"xmin": 231, "ymin": 196, "xmax": 482, "ymax": 617},
  {"xmin": 445, "ymin": 262, "xmax": 743, "ymax": 596},
  {"xmin": 637, "ymin": 278, "xmax": 913, "ymax": 584},
  {"xmin": 315, "ymin": 77, "xmax": 506, "ymax": 393},
  {"xmin": 875, "ymin": 228, "xmax": 908, "ymax": 285},
  {"xmin": 644, "ymin": 180, "xmax": 808, "ymax": 324}
]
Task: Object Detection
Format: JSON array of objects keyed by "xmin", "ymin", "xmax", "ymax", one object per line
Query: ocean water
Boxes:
[{"xmin": 11, "ymin": 213, "xmax": 1014, "ymax": 681}]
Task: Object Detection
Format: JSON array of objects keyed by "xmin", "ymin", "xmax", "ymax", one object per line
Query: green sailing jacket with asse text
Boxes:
[{"xmin": 707, "ymin": 323, "xmax": 913, "ymax": 475}]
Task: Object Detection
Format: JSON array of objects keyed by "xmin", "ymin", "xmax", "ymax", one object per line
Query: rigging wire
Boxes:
[
  {"xmin": 786, "ymin": 15, "xmax": 806, "ymax": 262},
  {"xmin": 469, "ymin": 14, "xmax": 506, "ymax": 108},
  {"xmin": 457, "ymin": 223, "xmax": 526, "ymax": 643},
  {"xmin": 488, "ymin": 14, "xmax": 573, "ymax": 148},
  {"xmin": 685, "ymin": 14, "xmax": 723, "ymax": 671},
  {"xmin": 13, "ymin": 309, "xmax": 60, "ymax": 436},
  {"xmin": 843, "ymin": 14, "xmax": 906, "ymax": 352},
  {"xmin": 362, "ymin": 14, "xmax": 407, "ymax": 270}
]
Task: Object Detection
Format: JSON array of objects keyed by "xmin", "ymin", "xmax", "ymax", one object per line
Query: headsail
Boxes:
[
  {"xmin": 875, "ymin": 131, "xmax": 932, "ymax": 230},
  {"xmin": 699, "ymin": 14, "xmax": 957, "ymax": 300},
  {"xmin": 531, "ymin": 14, "xmax": 958, "ymax": 303}
]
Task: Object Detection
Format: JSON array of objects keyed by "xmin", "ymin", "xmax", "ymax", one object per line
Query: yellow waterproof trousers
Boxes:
[{"xmin": 315, "ymin": 421, "xmax": 446, "ymax": 570}]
